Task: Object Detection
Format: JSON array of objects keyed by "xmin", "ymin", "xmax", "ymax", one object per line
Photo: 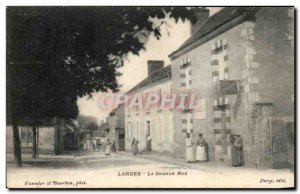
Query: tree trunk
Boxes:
[
  {"xmin": 32, "ymin": 125, "xmax": 37, "ymax": 159},
  {"xmin": 36, "ymin": 125, "xmax": 39, "ymax": 159},
  {"xmin": 54, "ymin": 117, "xmax": 61, "ymax": 155},
  {"xmin": 12, "ymin": 117, "xmax": 22, "ymax": 167}
]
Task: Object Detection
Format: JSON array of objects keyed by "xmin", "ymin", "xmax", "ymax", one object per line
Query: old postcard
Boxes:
[{"xmin": 6, "ymin": 6, "xmax": 295, "ymax": 189}]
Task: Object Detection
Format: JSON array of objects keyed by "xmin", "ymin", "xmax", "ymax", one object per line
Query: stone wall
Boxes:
[
  {"xmin": 6, "ymin": 125, "xmax": 55, "ymax": 154},
  {"xmin": 124, "ymin": 80, "xmax": 174, "ymax": 153},
  {"xmin": 170, "ymin": 7, "xmax": 294, "ymax": 167}
]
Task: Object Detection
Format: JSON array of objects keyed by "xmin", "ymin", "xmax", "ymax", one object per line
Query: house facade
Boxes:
[
  {"xmin": 169, "ymin": 7, "xmax": 294, "ymax": 168},
  {"xmin": 125, "ymin": 61, "xmax": 174, "ymax": 153},
  {"xmin": 107, "ymin": 105, "xmax": 126, "ymax": 151}
]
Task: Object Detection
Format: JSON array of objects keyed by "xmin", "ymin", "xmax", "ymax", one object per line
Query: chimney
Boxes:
[
  {"xmin": 190, "ymin": 7, "xmax": 210, "ymax": 35},
  {"xmin": 147, "ymin": 60, "xmax": 164, "ymax": 76}
]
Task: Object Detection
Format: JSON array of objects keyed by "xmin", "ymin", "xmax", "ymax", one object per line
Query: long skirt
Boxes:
[
  {"xmin": 205, "ymin": 144, "xmax": 209, "ymax": 162},
  {"xmin": 231, "ymin": 146, "xmax": 244, "ymax": 166},
  {"xmin": 146, "ymin": 141, "xmax": 152, "ymax": 152},
  {"xmin": 196, "ymin": 146, "xmax": 207, "ymax": 161},
  {"xmin": 186, "ymin": 146, "xmax": 194, "ymax": 162},
  {"xmin": 105, "ymin": 145, "xmax": 111, "ymax": 155},
  {"xmin": 132, "ymin": 145, "xmax": 138, "ymax": 155}
]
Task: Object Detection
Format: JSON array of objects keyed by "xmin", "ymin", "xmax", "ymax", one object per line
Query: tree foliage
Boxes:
[
  {"xmin": 6, "ymin": 6, "xmax": 199, "ymax": 165},
  {"xmin": 77, "ymin": 115, "xmax": 98, "ymax": 129}
]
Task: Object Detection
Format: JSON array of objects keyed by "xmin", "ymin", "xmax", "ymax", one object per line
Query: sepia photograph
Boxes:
[{"xmin": 5, "ymin": 6, "xmax": 295, "ymax": 189}]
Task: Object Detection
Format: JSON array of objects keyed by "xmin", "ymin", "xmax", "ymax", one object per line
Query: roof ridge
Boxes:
[
  {"xmin": 169, "ymin": 7, "xmax": 257, "ymax": 59},
  {"xmin": 126, "ymin": 65, "xmax": 171, "ymax": 94}
]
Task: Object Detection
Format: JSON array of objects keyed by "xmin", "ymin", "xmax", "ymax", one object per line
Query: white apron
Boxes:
[
  {"xmin": 185, "ymin": 137, "xmax": 194, "ymax": 162},
  {"xmin": 196, "ymin": 146, "xmax": 206, "ymax": 161},
  {"xmin": 105, "ymin": 144, "xmax": 111, "ymax": 155}
]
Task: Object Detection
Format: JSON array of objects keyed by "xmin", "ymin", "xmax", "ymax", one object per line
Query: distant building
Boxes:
[
  {"xmin": 54, "ymin": 118, "xmax": 79, "ymax": 154},
  {"xmin": 169, "ymin": 7, "xmax": 294, "ymax": 167},
  {"xmin": 125, "ymin": 60, "xmax": 174, "ymax": 153},
  {"xmin": 106, "ymin": 105, "xmax": 125, "ymax": 151},
  {"xmin": 6, "ymin": 118, "xmax": 79, "ymax": 155},
  {"xmin": 92, "ymin": 123, "xmax": 109, "ymax": 145}
]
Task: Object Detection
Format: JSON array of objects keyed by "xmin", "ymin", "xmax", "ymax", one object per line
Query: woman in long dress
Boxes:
[
  {"xmin": 146, "ymin": 135, "xmax": 152, "ymax": 152},
  {"xmin": 105, "ymin": 139, "xmax": 112, "ymax": 156},
  {"xmin": 196, "ymin": 133, "xmax": 207, "ymax": 162},
  {"xmin": 132, "ymin": 138, "xmax": 139, "ymax": 155},
  {"xmin": 231, "ymin": 135, "xmax": 244, "ymax": 167},
  {"xmin": 185, "ymin": 133, "xmax": 194, "ymax": 163}
]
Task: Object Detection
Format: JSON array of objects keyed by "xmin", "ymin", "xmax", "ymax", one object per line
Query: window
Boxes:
[
  {"xmin": 211, "ymin": 60, "xmax": 219, "ymax": 66},
  {"xmin": 136, "ymin": 121, "xmax": 139, "ymax": 139},
  {"xmin": 180, "ymin": 73, "xmax": 186, "ymax": 78},
  {"xmin": 180, "ymin": 57, "xmax": 191, "ymax": 69},
  {"xmin": 132, "ymin": 121, "xmax": 136, "ymax": 139},
  {"xmin": 180, "ymin": 57, "xmax": 192, "ymax": 90},
  {"xmin": 127, "ymin": 122, "xmax": 132, "ymax": 140},
  {"xmin": 146, "ymin": 121, "xmax": 151, "ymax": 136},
  {"xmin": 211, "ymin": 39, "xmax": 229, "ymax": 85},
  {"xmin": 168, "ymin": 114, "xmax": 174, "ymax": 143},
  {"xmin": 224, "ymin": 55, "xmax": 228, "ymax": 61},
  {"xmin": 181, "ymin": 111, "xmax": 193, "ymax": 134},
  {"xmin": 127, "ymin": 106, "xmax": 131, "ymax": 116},
  {"xmin": 135, "ymin": 105, "xmax": 139, "ymax": 115}
]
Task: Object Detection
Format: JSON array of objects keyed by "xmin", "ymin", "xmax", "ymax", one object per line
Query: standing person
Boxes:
[
  {"xmin": 105, "ymin": 139, "xmax": 112, "ymax": 156},
  {"xmin": 196, "ymin": 133, "xmax": 207, "ymax": 162},
  {"xmin": 204, "ymin": 140, "xmax": 209, "ymax": 162},
  {"xmin": 131, "ymin": 138, "xmax": 135, "ymax": 152},
  {"xmin": 146, "ymin": 134, "xmax": 152, "ymax": 153},
  {"xmin": 111, "ymin": 140, "xmax": 116, "ymax": 153},
  {"xmin": 80, "ymin": 141, "xmax": 84, "ymax": 150},
  {"xmin": 185, "ymin": 133, "xmax": 194, "ymax": 163},
  {"xmin": 231, "ymin": 135, "xmax": 244, "ymax": 167},
  {"xmin": 92, "ymin": 138, "xmax": 97, "ymax": 151},
  {"xmin": 132, "ymin": 138, "xmax": 139, "ymax": 155},
  {"xmin": 96, "ymin": 139, "xmax": 101, "ymax": 152}
]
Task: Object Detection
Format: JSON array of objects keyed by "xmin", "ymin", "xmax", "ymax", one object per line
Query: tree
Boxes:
[
  {"xmin": 7, "ymin": 6, "xmax": 199, "ymax": 166},
  {"xmin": 77, "ymin": 115, "xmax": 98, "ymax": 129},
  {"xmin": 87, "ymin": 123, "xmax": 99, "ymax": 132}
]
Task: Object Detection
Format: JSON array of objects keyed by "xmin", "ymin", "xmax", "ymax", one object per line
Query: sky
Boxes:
[{"xmin": 77, "ymin": 7, "xmax": 223, "ymax": 123}]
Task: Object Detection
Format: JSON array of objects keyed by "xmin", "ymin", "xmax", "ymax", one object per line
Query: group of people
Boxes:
[
  {"xmin": 185, "ymin": 133, "xmax": 244, "ymax": 167},
  {"xmin": 103, "ymin": 139, "xmax": 116, "ymax": 156},
  {"xmin": 230, "ymin": 134, "xmax": 244, "ymax": 167},
  {"xmin": 92, "ymin": 139, "xmax": 102, "ymax": 151},
  {"xmin": 103, "ymin": 132, "xmax": 244, "ymax": 167},
  {"xmin": 185, "ymin": 133, "xmax": 209, "ymax": 163},
  {"xmin": 131, "ymin": 134, "xmax": 152, "ymax": 155}
]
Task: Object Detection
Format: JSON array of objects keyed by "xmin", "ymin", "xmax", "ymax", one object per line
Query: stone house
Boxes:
[
  {"xmin": 125, "ymin": 61, "xmax": 174, "ymax": 153},
  {"xmin": 106, "ymin": 105, "xmax": 125, "ymax": 151},
  {"xmin": 168, "ymin": 7, "xmax": 294, "ymax": 168}
]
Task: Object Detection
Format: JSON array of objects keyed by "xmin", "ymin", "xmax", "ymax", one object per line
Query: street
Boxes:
[{"xmin": 6, "ymin": 151, "xmax": 294, "ymax": 188}]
